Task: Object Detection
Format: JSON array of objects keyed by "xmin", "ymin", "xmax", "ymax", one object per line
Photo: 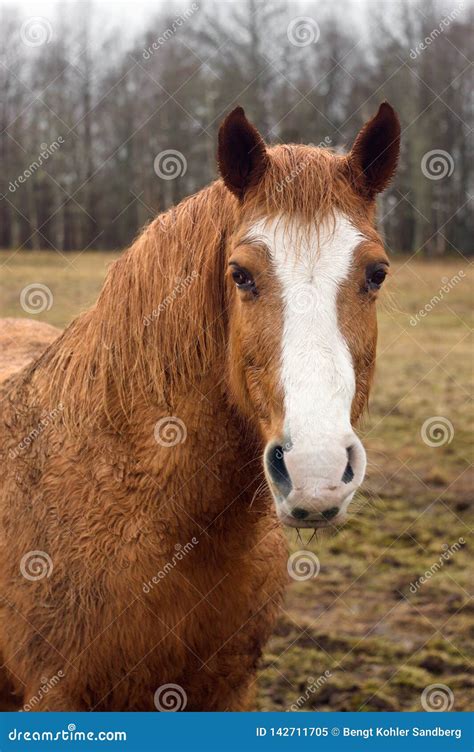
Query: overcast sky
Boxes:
[
  {"xmin": 2, "ymin": 0, "xmax": 171, "ymax": 40},
  {"xmin": 4, "ymin": 0, "xmax": 473, "ymax": 51}
]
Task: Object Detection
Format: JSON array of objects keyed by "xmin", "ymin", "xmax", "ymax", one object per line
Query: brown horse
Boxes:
[{"xmin": 0, "ymin": 103, "xmax": 400, "ymax": 711}]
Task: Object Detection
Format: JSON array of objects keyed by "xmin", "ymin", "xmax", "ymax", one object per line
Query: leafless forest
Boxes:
[{"xmin": 0, "ymin": 0, "xmax": 472, "ymax": 254}]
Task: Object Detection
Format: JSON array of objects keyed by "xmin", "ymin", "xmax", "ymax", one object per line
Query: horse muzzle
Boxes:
[{"xmin": 264, "ymin": 435, "xmax": 366, "ymax": 529}]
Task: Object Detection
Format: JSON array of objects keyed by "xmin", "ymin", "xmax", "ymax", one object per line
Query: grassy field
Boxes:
[{"xmin": 0, "ymin": 248, "xmax": 472, "ymax": 712}]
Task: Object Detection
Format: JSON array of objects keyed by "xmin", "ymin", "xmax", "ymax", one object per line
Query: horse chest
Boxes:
[{"xmin": 127, "ymin": 519, "xmax": 287, "ymax": 705}]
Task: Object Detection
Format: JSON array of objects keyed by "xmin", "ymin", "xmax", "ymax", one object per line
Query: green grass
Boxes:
[{"xmin": 1, "ymin": 248, "xmax": 472, "ymax": 711}]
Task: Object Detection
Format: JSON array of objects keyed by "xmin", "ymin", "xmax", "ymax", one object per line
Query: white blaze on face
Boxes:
[{"xmin": 252, "ymin": 212, "xmax": 365, "ymax": 505}]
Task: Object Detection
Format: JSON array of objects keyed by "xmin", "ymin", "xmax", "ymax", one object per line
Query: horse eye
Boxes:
[
  {"xmin": 231, "ymin": 267, "xmax": 256, "ymax": 292},
  {"xmin": 366, "ymin": 264, "xmax": 388, "ymax": 291}
]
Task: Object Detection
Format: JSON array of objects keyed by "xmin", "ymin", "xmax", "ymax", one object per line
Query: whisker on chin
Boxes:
[{"xmin": 307, "ymin": 529, "xmax": 317, "ymax": 546}]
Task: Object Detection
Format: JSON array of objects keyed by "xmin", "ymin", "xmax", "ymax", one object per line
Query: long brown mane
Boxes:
[{"xmin": 32, "ymin": 145, "xmax": 361, "ymax": 435}]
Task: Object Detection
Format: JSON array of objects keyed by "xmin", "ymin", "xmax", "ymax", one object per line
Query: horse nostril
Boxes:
[
  {"xmin": 342, "ymin": 446, "xmax": 354, "ymax": 484},
  {"xmin": 342, "ymin": 462, "xmax": 354, "ymax": 484},
  {"xmin": 291, "ymin": 507, "xmax": 309, "ymax": 520},
  {"xmin": 321, "ymin": 506, "xmax": 339, "ymax": 521},
  {"xmin": 266, "ymin": 444, "xmax": 292, "ymax": 497}
]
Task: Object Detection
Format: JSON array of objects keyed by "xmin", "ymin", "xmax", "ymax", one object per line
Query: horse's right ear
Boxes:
[{"xmin": 218, "ymin": 107, "xmax": 268, "ymax": 200}]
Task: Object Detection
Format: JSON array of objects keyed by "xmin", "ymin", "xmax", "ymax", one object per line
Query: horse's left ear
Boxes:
[
  {"xmin": 348, "ymin": 102, "xmax": 400, "ymax": 198},
  {"xmin": 217, "ymin": 106, "xmax": 269, "ymax": 200}
]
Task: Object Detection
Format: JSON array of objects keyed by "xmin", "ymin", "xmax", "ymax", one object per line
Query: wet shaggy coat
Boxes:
[
  {"xmin": 0, "ymin": 180, "xmax": 290, "ymax": 711},
  {"xmin": 0, "ymin": 104, "xmax": 400, "ymax": 711},
  {"xmin": 0, "ymin": 309, "xmax": 287, "ymax": 710}
]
